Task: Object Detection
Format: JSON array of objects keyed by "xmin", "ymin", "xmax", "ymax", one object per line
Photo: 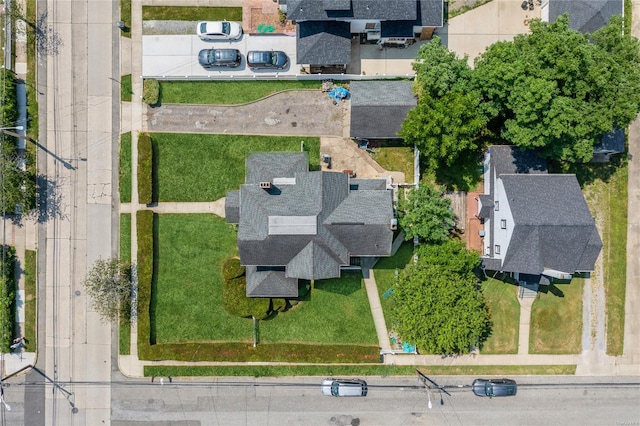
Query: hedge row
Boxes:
[
  {"xmin": 136, "ymin": 221, "xmax": 379, "ymax": 363},
  {"xmin": 1, "ymin": 246, "xmax": 17, "ymax": 353},
  {"xmin": 137, "ymin": 132, "xmax": 153, "ymax": 205},
  {"xmin": 1, "ymin": 69, "xmax": 18, "ymax": 135}
]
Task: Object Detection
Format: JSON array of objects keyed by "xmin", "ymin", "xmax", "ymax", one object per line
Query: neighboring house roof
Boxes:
[
  {"xmin": 594, "ymin": 128, "xmax": 625, "ymax": 154},
  {"xmin": 481, "ymin": 145, "xmax": 602, "ymax": 279},
  {"xmin": 226, "ymin": 152, "xmax": 394, "ymax": 297},
  {"xmin": 350, "ymin": 80, "xmax": 417, "ymax": 139},
  {"xmin": 296, "ymin": 21, "xmax": 351, "ymax": 65},
  {"xmin": 287, "ymin": 0, "xmax": 418, "ymax": 21},
  {"xmin": 499, "ymin": 174, "xmax": 602, "ymax": 275},
  {"xmin": 420, "ymin": 0, "xmax": 444, "ymax": 27},
  {"xmin": 549, "ymin": 0, "xmax": 622, "ymax": 33}
]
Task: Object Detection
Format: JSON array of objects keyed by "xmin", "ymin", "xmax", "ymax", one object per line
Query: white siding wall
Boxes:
[{"xmin": 491, "ymin": 178, "xmax": 515, "ymax": 260}]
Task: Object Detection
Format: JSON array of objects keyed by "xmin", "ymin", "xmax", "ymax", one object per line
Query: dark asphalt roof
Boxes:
[
  {"xmin": 595, "ymin": 128, "xmax": 625, "ymax": 154},
  {"xmin": 287, "ymin": 0, "xmax": 418, "ymax": 20},
  {"xmin": 350, "ymin": 81, "xmax": 416, "ymax": 139},
  {"xmin": 296, "ymin": 21, "xmax": 351, "ymax": 65},
  {"xmin": 489, "ymin": 145, "xmax": 547, "ymax": 176},
  {"xmin": 549, "ymin": 0, "xmax": 622, "ymax": 33}
]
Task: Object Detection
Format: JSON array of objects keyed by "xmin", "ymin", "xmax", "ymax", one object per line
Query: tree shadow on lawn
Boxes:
[{"xmin": 547, "ymin": 155, "xmax": 627, "ymax": 187}]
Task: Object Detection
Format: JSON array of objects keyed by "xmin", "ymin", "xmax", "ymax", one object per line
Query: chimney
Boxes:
[{"xmin": 260, "ymin": 181, "xmax": 272, "ymax": 189}]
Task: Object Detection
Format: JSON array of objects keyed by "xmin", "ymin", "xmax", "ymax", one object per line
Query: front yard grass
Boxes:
[
  {"xmin": 151, "ymin": 133, "xmax": 320, "ymax": 201},
  {"xmin": 119, "ymin": 213, "xmax": 131, "ymax": 355},
  {"xmin": 119, "ymin": 132, "xmax": 132, "ymax": 203},
  {"xmin": 145, "ymin": 364, "xmax": 577, "ymax": 377},
  {"xmin": 372, "ymin": 147, "xmax": 414, "ymax": 183},
  {"xmin": 154, "ymin": 214, "xmax": 244, "ymax": 342},
  {"xmin": 121, "ymin": 74, "xmax": 132, "ymax": 102},
  {"xmin": 259, "ymin": 272, "xmax": 378, "ymax": 345},
  {"xmin": 480, "ymin": 278, "xmax": 519, "ymax": 354},
  {"xmin": 23, "ymin": 250, "xmax": 37, "ymax": 348},
  {"xmin": 529, "ymin": 279, "xmax": 583, "ymax": 354},
  {"xmin": 158, "ymin": 81, "xmax": 321, "ymax": 105},
  {"xmin": 373, "ymin": 241, "xmax": 414, "ymax": 331},
  {"xmin": 142, "ymin": 6, "xmax": 242, "ymax": 22}
]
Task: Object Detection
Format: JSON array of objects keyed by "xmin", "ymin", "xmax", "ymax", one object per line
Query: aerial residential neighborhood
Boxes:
[{"xmin": 1, "ymin": 0, "xmax": 640, "ymax": 424}]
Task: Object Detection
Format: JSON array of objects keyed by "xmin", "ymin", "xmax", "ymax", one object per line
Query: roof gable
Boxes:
[
  {"xmin": 296, "ymin": 22, "xmax": 351, "ymax": 65},
  {"xmin": 549, "ymin": 0, "xmax": 623, "ymax": 33}
]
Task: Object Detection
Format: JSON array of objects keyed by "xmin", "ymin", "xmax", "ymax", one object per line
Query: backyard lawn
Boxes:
[
  {"xmin": 529, "ymin": 279, "xmax": 583, "ymax": 354},
  {"xmin": 158, "ymin": 81, "xmax": 321, "ymax": 105},
  {"xmin": 152, "ymin": 133, "xmax": 320, "ymax": 201},
  {"xmin": 153, "ymin": 214, "xmax": 246, "ymax": 342},
  {"xmin": 372, "ymin": 147, "xmax": 414, "ymax": 183},
  {"xmin": 480, "ymin": 278, "xmax": 520, "ymax": 354},
  {"xmin": 373, "ymin": 241, "xmax": 414, "ymax": 331},
  {"xmin": 259, "ymin": 272, "xmax": 378, "ymax": 345}
]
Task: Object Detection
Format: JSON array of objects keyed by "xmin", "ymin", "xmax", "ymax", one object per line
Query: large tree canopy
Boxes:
[
  {"xmin": 473, "ymin": 15, "xmax": 640, "ymax": 162},
  {"xmin": 83, "ymin": 258, "xmax": 133, "ymax": 323},
  {"xmin": 391, "ymin": 241, "xmax": 490, "ymax": 355},
  {"xmin": 397, "ymin": 183, "xmax": 456, "ymax": 244},
  {"xmin": 401, "ymin": 37, "xmax": 487, "ymax": 169}
]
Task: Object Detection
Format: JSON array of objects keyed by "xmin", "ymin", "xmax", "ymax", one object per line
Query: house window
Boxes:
[
  {"xmin": 495, "ymin": 245, "xmax": 501, "ymax": 255},
  {"xmin": 494, "ymin": 201, "xmax": 499, "ymax": 211},
  {"xmin": 500, "ymin": 219, "xmax": 507, "ymax": 229},
  {"xmin": 365, "ymin": 23, "xmax": 377, "ymax": 29}
]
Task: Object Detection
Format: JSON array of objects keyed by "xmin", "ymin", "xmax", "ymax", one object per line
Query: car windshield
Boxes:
[
  {"xmin": 271, "ymin": 53, "xmax": 277, "ymax": 65},
  {"xmin": 222, "ymin": 22, "xmax": 230, "ymax": 34},
  {"xmin": 485, "ymin": 383, "xmax": 493, "ymax": 396},
  {"xmin": 331, "ymin": 383, "xmax": 339, "ymax": 396},
  {"xmin": 199, "ymin": 23, "xmax": 208, "ymax": 34}
]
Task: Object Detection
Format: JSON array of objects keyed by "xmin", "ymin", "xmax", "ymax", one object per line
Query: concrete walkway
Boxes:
[{"xmin": 120, "ymin": 200, "xmax": 226, "ymax": 216}]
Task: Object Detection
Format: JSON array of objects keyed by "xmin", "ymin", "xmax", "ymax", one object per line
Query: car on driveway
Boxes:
[
  {"xmin": 196, "ymin": 21, "xmax": 243, "ymax": 41},
  {"xmin": 198, "ymin": 49, "xmax": 242, "ymax": 69},
  {"xmin": 247, "ymin": 50, "xmax": 289, "ymax": 70},
  {"xmin": 472, "ymin": 379, "xmax": 517, "ymax": 397},
  {"xmin": 321, "ymin": 379, "xmax": 368, "ymax": 397}
]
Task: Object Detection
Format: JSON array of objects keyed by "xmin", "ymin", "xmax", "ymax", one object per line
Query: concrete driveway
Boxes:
[{"xmin": 146, "ymin": 90, "xmax": 346, "ymax": 136}]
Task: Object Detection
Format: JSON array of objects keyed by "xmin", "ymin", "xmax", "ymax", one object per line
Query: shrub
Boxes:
[
  {"xmin": 271, "ymin": 298, "xmax": 287, "ymax": 313},
  {"xmin": 136, "ymin": 210, "xmax": 154, "ymax": 357},
  {"xmin": 142, "ymin": 79, "xmax": 159, "ymax": 105},
  {"xmin": 223, "ymin": 275, "xmax": 270, "ymax": 319},
  {"xmin": 223, "ymin": 258, "xmax": 245, "ymax": 280},
  {"xmin": 1, "ymin": 69, "xmax": 18, "ymax": 129},
  {"xmin": 1, "ymin": 246, "xmax": 16, "ymax": 352},
  {"xmin": 137, "ymin": 132, "xmax": 153, "ymax": 205}
]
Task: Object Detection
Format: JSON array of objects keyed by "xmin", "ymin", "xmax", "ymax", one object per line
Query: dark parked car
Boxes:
[
  {"xmin": 472, "ymin": 379, "xmax": 517, "ymax": 397},
  {"xmin": 321, "ymin": 379, "xmax": 368, "ymax": 397},
  {"xmin": 198, "ymin": 49, "xmax": 242, "ymax": 68},
  {"xmin": 247, "ymin": 50, "xmax": 289, "ymax": 70}
]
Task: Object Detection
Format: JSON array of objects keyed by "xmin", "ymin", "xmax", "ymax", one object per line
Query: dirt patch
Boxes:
[{"xmin": 248, "ymin": 8, "xmax": 296, "ymax": 34}]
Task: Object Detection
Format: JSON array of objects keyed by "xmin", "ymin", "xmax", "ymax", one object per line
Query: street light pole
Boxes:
[{"xmin": 0, "ymin": 386, "xmax": 11, "ymax": 411}]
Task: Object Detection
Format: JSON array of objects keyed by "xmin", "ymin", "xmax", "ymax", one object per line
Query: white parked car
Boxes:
[{"xmin": 196, "ymin": 21, "xmax": 243, "ymax": 41}]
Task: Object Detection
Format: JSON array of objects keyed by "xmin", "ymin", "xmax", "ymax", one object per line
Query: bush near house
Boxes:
[
  {"xmin": 142, "ymin": 79, "xmax": 159, "ymax": 106},
  {"xmin": 0, "ymin": 246, "xmax": 17, "ymax": 353},
  {"xmin": 137, "ymin": 132, "xmax": 153, "ymax": 205}
]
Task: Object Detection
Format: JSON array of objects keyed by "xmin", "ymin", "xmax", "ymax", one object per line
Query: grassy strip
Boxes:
[
  {"xmin": 1, "ymin": 246, "xmax": 16, "ymax": 352},
  {"xmin": 530, "ymin": 279, "xmax": 583, "ymax": 354},
  {"xmin": 603, "ymin": 163, "xmax": 627, "ymax": 355},
  {"xmin": 26, "ymin": 0, "xmax": 38, "ymax": 142},
  {"xmin": 373, "ymin": 241, "xmax": 414, "ymax": 331},
  {"xmin": 119, "ymin": 132, "xmax": 132, "ymax": 203},
  {"xmin": 138, "ymin": 132, "xmax": 152, "ymax": 204},
  {"xmin": 158, "ymin": 81, "xmax": 321, "ymax": 105},
  {"xmin": 136, "ymin": 210, "xmax": 154, "ymax": 358},
  {"xmin": 145, "ymin": 364, "xmax": 577, "ymax": 377},
  {"xmin": 120, "ymin": 0, "xmax": 132, "ymax": 39},
  {"xmin": 480, "ymin": 278, "xmax": 519, "ymax": 354},
  {"xmin": 121, "ymin": 74, "xmax": 132, "ymax": 102},
  {"xmin": 142, "ymin": 6, "xmax": 242, "ymax": 22},
  {"xmin": 23, "ymin": 250, "xmax": 37, "ymax": 349},
  {"xmin": 372, "ymin": 147, "xmax": 414, "ymax": 183},
  {"xmin": 151, "ymin": 134, "xmax": 320, "ymax": 202},
  {"xmin": 119, "ymin": 213, "xmax": 131, "ymax": 355}
]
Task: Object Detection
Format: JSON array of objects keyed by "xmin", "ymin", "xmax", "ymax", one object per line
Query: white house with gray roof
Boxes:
[
  {"xmin": 478, "ymin": 145, "xmax": 602, "ymax": 286},
  {"xmin": 226, "ymin": 152, "xmax": 395, "ymax": 297}
]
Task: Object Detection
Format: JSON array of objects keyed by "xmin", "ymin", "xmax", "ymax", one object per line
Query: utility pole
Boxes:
[{"xmin": 416, "ymin": 369, "xmax": 451, "ymax": 409}]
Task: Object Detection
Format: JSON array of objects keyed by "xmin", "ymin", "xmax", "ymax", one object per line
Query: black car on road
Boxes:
[
  {"xmin": 247, "ymin": 50, "xmax": 289, "ymax": 70},
  {"xmin": 472, "ymin": 379, "xmax": 517, "ymax": 397},
  {"xmin": 198, "ymin": 49, "xmax": 242, "ymax": 68}
]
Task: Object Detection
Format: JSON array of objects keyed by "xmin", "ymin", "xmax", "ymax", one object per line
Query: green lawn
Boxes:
[
  {"xmin": 23, "ymin": 250, "xmax": 37, "ymax": 348},
  {"xmin": 142, "ymin": 6, "xmax": 242, "ymax": 21},
  {"xmin": 119, "ymin": 213, "xmax": 132, "ymax": 355},
  {"xmin": 259, "ymin": 272, "xmax": 377, "ymax": 345},
  {"xmin": 154, "ymin": 214, "xmax": 245, "ymax": 342},
  {"xmin": 119, "ymin": 132, "xmax": 132, "ymax": 203},
  {"xmin": 530, "ymin": 279, "xmax": 583, "ymax": 354},
  {"xmin": 146, "ymin": 364, "xmax": 577, "ymax": 378},
  {"xmin": 480, "ymin": 278, "xmax": 520, "ymax": 354},
  {"xmin": 121, "ymin": 74, "xmax": 132, "ymax": 102},
  {"xmin": 158, "ymin": 81, "xmax": 321, "ymax": 105},
  {"xmin": 373, "ymin": 241, "xmax": 414, "ymax": 331},
  {"xmin": 372, "ymin": 147, "xmax": 414, "ymax": 183},
  {"xmin": 152, "ymin": 134, "xmax": 320, "ymax": 201}
]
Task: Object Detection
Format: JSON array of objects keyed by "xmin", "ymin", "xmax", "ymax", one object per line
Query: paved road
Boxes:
[
  {"xmin": 108, "ymin": 375, "xmax": 640, "ymax": 426},
  {"xmin": 146, "ymin": 90, "xmax": 345, "ymax": 136}
]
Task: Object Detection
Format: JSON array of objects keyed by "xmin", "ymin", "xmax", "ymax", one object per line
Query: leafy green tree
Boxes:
[
  {"xmin": 474, "ymin": 15, "xmax": 640, "ymax": 162},
  {"xmin": 397, "ymin": 183, "xmax": 456, "ymax": 244},
  {"xmin": 401, "ymin": 37, "xmax": 487, "ymax": 170},
  {"xmin": 83, "ymin": 258, "xmax": 133, "ymax": 323},
  {"xmin": 391, "ymin": 241, "xmax": 490, "ymax": 355}
]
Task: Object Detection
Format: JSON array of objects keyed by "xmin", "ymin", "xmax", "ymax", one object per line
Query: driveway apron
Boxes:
[{"xmin": 146, "ymin": 90, "xmax": 344, "ymax": 136}]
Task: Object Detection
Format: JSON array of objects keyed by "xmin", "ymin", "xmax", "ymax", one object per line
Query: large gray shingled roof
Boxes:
[
  {"xmin": 549, "ymin": 0, "xmax": 622, "ymax": 33},
  {"xmin": 226, "ymin": 152, "xmax": 394, "ymax": 297}
]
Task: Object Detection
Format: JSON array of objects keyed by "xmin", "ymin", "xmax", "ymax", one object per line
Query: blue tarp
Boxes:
[{"xmin": 328, "ymin": 87, "xmax": 349, "ymax": 100}]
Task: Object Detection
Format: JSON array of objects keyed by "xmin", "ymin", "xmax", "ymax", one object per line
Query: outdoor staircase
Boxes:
[{"xmin": 518, "ymin": 283, "xmax": 539, "ymax": 299}]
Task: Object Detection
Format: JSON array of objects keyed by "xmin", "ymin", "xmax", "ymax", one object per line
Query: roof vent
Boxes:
[{"xmin": 260, "ymin": 181, "xmax": 272, "ymax": 189}]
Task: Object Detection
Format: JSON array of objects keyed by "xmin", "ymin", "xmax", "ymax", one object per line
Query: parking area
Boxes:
[{"xmin": 142, "ymin": 33, "xmax": 298, "ymax": 78}]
